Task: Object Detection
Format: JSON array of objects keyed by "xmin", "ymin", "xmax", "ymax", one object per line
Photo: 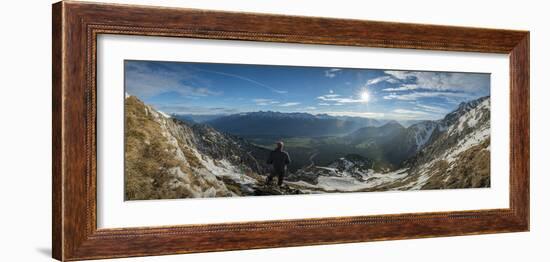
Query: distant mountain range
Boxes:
[
  {"xmin": 172, "ymin": 111, "xmax": 424, "ymax": 137},
  {"xmin": 204, "ymin": 111, "xmax": 383, "ymax": 137}
]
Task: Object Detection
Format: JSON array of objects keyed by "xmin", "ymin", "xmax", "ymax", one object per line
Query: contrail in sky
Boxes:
[{"xmin": 196, "ymin": 68, "xmax": 288, "ymax": 94}]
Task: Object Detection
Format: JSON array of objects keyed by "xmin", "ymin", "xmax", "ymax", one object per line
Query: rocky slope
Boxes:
[{"xmin": 125, "ymin": 96, "xmax": 277, "ymax": 200}]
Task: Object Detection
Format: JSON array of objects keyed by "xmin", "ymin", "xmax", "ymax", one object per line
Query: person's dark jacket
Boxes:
[{"xmin": 267, "ymin": 149, "xmax": 291, "ymax": 173}]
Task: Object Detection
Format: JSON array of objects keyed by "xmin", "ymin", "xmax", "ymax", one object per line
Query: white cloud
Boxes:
[
  {"xmin": 192, "ymin": 87, "xmax": 222, "ymax": 96},
  {"xmin": 389, "ymin": 108, "xmax": 444, "ymax": 120},
  {"xmin": 322, "ymin": 111, "xmax": 385, "ymax": 118},
  {"xmin": 318, "ymin": 103, "xmax": 331, "ymax": 106},
  {"xmin": 414, "ymin": 104, "xmax": 448, "ymax": 113},
  {"xmin": 315, "ymin": 108, "xmax": 440, "ymax": 121},
  {"xmin": 324, "ymin": 68, "xmax": 342, "ymax": 78},
  {"xmin": 253, "ymin": 98, "xmax": 279, "ymax": 106},
  {"xmin": 393, "ymin": 109, "xmax": 429, "ymax": 115},
  {"xmin": 383, "ymin": 70, "xmax": 489, "ymax": 93},
  {"xmin": 386, "ymin": 78, "xmax": 400, "ymax": 84},
  {"xmin": 253, "ymin": 98, "xmax": 270, "ymax": 103},
  {"xmin": 317, "ymin": 94, "xmax": 364, "ymax": 104},
  {"xmin": 125, "ymin": 62, "xmax": 222, "ymax": 98},
  {"xmin": 366, "ymin": 76, "xmax": 391, "ymax": 86},
  {"xmin": 278, "ymin": 102, "xmax": 301, "ymax": 107},
  {"xmin": 305, "ymin": 106, "xmax": 317, "ymax": 110},
  {"xmin": 155, "ymin": 104, "xmax": 239, "ymax": 115},
  {"xmin": 382, "ymin": 84, "xmax": 419, "ymax": 92},
  {"xmin": 383, "ymin": 71, "xmax": 413, "ymax": 80},
  {"xmin": 383, "ymin": 91, "xmax": 469, "ymax": 101},
  {"xmin": 198, "ymin": 68, "xmax": 288, "ymax": 94}
]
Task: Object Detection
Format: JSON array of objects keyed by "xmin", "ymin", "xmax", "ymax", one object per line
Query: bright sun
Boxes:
[{"xmin": 360, "ymin": 91, "xmax": 370, "ymax": 103}]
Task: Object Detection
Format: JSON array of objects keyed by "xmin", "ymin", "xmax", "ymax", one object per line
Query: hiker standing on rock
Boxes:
[{"xmin": 266, "ymin": 141, "xmax": 291, "ymax": 187}]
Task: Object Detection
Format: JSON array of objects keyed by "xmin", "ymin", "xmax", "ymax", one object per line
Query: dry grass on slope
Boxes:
[
  {"xmin": 421, "ymin": 138, "xmax": 490, "ymax": 189},
  {"xmin": 124, "ymin": 97, "xmax": 232, "ymax": 200},
  {"xmin": 124, "ymin": 97, "xmax": 182, "ymax": 200}
]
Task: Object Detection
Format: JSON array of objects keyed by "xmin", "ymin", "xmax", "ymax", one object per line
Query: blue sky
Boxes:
[{"xmin": 125, "ymin": 60, "xmax": 490, "ymax": 121}]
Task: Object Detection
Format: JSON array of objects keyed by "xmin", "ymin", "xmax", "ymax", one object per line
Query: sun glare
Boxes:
[{"xmin": 360, "ymin": 90, "xmax": 370, "ymax": 103}]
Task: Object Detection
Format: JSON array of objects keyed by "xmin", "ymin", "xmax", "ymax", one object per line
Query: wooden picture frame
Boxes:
[{"xmin": 52, "ymin": 1, "xmax": 529, "ymax": 261}]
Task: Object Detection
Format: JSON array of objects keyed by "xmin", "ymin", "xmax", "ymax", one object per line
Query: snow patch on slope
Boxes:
[
  {"xmin": 158, "ymin": 110, "xmax": 171, "ymax": 118},
  {"xmin": 290, "ymin": 168, "xmax": 409, "ymax": 192},
  {"xmin": 445, "ymin": 127, "xmax": 490, "ymax": 163},
  {"xmin": 412, "ymin": 122, "xmax": 437, "ymax": 150},
  {"xmin": 450, "ymin": 99, "xmax": 489, "ymax": 135}
]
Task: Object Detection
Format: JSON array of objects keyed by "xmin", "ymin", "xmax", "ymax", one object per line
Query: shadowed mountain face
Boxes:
[
  {"xmin": 342, "ymin": 121, "xmax": 417, "ymax": 166},
  {"xmin": 125, "ymin": 95, "xmax": 490, "ymax": 200}
]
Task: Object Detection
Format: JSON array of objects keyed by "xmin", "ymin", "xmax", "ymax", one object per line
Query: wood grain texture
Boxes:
[
  {"xmin": 509, "ymin": 35, "xmax": 530, "ymax": 227},
  {"xmin": 52, "ymin": 1, "xmax": 530, "ymax": 261},
  {"xmin": 52, "ymin": 2, "xmax": 63, "ymax": 260}
]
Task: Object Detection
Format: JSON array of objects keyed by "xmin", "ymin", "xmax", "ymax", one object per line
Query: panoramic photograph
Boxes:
[{"xmin": 124, "ymin": 60, "xmax": 491, "ymax": 200}]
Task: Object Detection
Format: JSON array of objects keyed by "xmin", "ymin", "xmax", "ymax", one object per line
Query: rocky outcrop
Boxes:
[{"xmin": 124, "ymin": 96, "xmax": 271, "ymax": 200}]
